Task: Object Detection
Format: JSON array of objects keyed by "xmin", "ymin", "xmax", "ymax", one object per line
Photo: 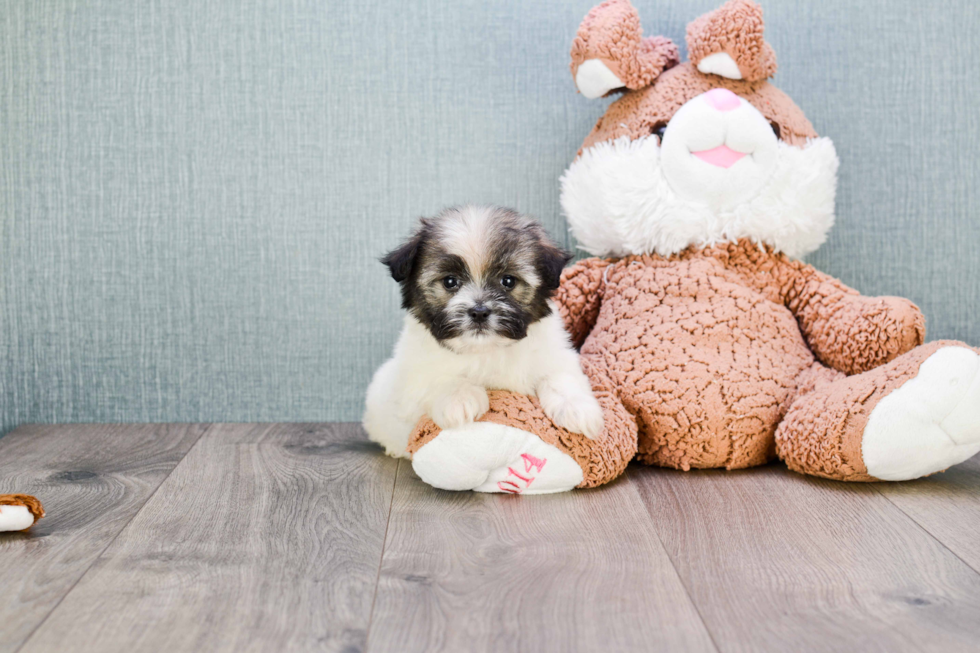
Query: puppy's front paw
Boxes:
[
  {"xmin": 540, "ymin": 389, "xmax": 605, "ymax": 440},
  {"xmin": 430, "ymin": 384, "xmax": 490, "ymax": 430}
]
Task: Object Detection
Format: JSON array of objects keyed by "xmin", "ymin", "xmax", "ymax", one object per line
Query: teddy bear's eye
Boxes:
[
  {"xmin": 651, "ymin": 122, "xmax": 668, "ymax": 143},
  {"xmin": 770, "ymin": 121, "xmax": 781, "ymax": 140}
]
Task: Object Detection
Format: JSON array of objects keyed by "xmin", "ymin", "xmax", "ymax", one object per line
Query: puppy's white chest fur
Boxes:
[{"xmin": 432, "ymin": 322, "xmax": 549, "ymax": 393}]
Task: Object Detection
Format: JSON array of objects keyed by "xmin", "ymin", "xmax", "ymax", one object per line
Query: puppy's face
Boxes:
[{"xmin": 383, "ymin": 206, "xmax": 571, "ymax": 351}]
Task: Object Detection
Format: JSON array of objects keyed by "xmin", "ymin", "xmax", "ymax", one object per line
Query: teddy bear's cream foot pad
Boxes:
[
  {"xmin": 0, "ymin": 504, "xmax": 36, "ymax": 532},
  {"xmin": 411, "ymin": 422, "xmax": 584, "ymax": 494},
  {"xmin": 863, "ymin": 346, "xmax": 980, "ymax": 481},
  {"xmin": 0, "ymin": 494, "xmax": 44, "ymax": 532}
]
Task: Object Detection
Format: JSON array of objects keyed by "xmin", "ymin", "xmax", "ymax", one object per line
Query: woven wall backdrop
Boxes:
[{"xmin": 1, "ymin": 0, "xmax": 978, "ymax": 434}]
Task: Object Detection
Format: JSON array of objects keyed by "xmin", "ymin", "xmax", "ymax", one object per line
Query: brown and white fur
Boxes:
[{"xmin": 364, "ymin": 206, "xmax": 604, "ymax": 458}]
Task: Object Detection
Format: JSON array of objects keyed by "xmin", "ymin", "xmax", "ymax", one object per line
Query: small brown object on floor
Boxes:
[{"xmin": 0, "ymin": 494, "xmax": 45, "ymax": 531}]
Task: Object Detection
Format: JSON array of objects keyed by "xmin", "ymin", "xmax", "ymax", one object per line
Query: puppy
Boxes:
[{"xmin": 364, "ymin": 205, "xmax": 604, "ymax": 458}]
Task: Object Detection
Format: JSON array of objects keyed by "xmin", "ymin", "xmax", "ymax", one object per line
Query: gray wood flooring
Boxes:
[{"xmin": 1, "ymin": 423, "xmax": 979, "ymax": 653}]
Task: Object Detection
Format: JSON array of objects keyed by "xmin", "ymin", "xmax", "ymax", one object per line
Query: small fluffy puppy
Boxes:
[{"xmin": 364, "ymin": 205, "xmax": 604, "ymax": 457}]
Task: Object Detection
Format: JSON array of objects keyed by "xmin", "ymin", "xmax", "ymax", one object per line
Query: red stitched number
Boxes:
[
  {"xmin": 497, "ymin": 455, "xmax": 548, "ymax": 494},
  {"xmin": 497, "ymin": 480, "xmax": 522, "ymax": 494},
  {"xmin": 521, "ymin": 453, "xmax": 547, "ymax": 473},
  {"xmin": 507, "ymin": 467, "xmax": 532, "ymax": 484}
]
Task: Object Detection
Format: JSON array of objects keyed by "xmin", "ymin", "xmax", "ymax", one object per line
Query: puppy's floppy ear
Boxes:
[
  {"xmin": 536, "ymin": 242, "xmax": 574, "ymax": 292},
  {"xmin": 381, "ymin": 221, "xmax": 428, "ymax": 283}
]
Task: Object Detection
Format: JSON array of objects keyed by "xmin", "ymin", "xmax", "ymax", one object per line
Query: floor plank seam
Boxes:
[
  {"xmin": 625, "ymin": 470, "xmax": 724, "ymax": 653},
  {"xmin": 871, "ymin": 484, "xmax": 980, "ymax": 577},
  {"xmin": 12, "ymin": 423, "xmax": 214, "ymax": 653},
  {"xmin": 363, "ymin": 457, "xmax": 399, "ymax": 653}
]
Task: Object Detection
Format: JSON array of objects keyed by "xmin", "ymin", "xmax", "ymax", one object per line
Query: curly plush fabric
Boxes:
[
  {"xmin": 686, "ymin": 0, "xmax": 777, "ymax": 81},
  {"xmin": 0, "ymin": 494, "xmax": 45, "ymax": 530},
  {"xmin": 581, "ymin": 63, "xmax": 817, "ymax": 152},
  {"xmin": 546, "ymin": 240, "xmax": 925, "ymax": 475},
  {"xmin": 569, "ymin": 0, "xmax": 679, "ymax": 92},
  {"xmin": 775, "ymin": 341, "xmax": 971, "ymax": 481},
  {"xmin": 553, "ymin": 257, "xmax": 610, "ymax": 349},
  {"xmin": 785, "ymin": 277, "xmax": 926, "ymax": 375},
  {"xmin": 0, "ymin": 494, "xmax": 44, "ymax": 517},
  {"xmin": 410, "ymin": 240, "xmax": 933, "ymax": 483}
]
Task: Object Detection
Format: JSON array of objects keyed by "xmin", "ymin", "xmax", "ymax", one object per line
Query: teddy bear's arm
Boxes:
[
  {"xmin": 782, "ymin": 261, "xmax": 925, "ymax": 375},
  {"xmin": 554, "ymin": 257, "xmax": 611, "ymax": 349}
]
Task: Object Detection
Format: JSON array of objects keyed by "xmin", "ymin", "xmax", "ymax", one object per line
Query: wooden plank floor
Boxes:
[
  {"xmin": 0, "ymin": 424, "xmax": 207, "ymax": 652},
  {"xmin": 1, "ymin": 424, "xmax": 979, "ymax": 653}
]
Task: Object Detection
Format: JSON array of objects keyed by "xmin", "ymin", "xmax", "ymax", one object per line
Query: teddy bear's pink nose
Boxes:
[{"xmin": 703, "ymin": 88, "xmax": 741, "ymax": 112}]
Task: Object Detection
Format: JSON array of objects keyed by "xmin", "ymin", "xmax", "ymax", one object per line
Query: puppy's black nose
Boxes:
[{"xmin": 468, "ymin": 305, "xmax": 491, "ymax": 322}]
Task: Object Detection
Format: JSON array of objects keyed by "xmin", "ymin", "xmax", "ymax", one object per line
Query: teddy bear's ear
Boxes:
[
  {"xmin": 570, "ymin": 0, "xmax": 679, "ymax": 99},
  {"xmin": 686, "ymin": 0, "xmax": 777, "ymax": 82}
]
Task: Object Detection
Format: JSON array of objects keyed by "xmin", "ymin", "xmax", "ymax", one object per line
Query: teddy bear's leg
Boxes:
[
  {"xmin": 409, "ymin": 358, "xmax": 638, "ymax": 494},
  {"xmin": 776, "ymin": 341, "xmax": 980, "ymax": 481},
  {"xmin": 409, "ymin": 415, "xmax": 586, "ymax": 495}
]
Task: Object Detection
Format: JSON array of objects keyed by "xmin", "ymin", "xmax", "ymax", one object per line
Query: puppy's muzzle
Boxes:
[{"xmin": 468, "ymin": 304, "xmax": 491, "ymax": 324}]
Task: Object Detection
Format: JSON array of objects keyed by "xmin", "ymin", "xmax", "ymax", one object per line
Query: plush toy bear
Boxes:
[
  {"xmin": 405, "ymin": 0, "xmax": 980, "ymax": 494},
  {"xmin": 0, "ymin": 494, "xmax": 45, "ymax": 532}
]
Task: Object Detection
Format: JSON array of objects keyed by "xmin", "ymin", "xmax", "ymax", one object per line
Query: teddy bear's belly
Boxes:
[{"xmin": 582, "ymin": 267, "xmax": 817, "ymax": 471}]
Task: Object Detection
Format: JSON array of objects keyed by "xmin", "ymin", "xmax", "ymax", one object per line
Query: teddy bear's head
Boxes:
[{"xmin": 561, "ymin": 0, "xmax": 839, "ymax": 259}]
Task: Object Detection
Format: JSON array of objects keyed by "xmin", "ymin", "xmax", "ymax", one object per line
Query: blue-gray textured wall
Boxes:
[{"xmin": 1, "ymin": 0, "xmax": 978, "ymax": 434}]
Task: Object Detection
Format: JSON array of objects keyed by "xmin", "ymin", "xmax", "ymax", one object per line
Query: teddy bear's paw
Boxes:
[
  {"xmin": 863, "ymin": 346, "xmax": 980, "ymax": 481},
  {"xmin": 411, "ymin": 422, "xmax": 583, "ymax": 495},
  {"xmin": 0, "ymin": 504, "xmax": 36, "ymax": 532}
]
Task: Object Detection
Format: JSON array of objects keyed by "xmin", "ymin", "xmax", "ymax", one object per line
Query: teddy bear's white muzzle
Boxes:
[{"xmin": 660, "ymin": 89, "xmax": 780, "ymax": 210}]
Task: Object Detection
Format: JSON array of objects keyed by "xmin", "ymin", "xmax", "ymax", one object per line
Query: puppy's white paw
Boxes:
[
  {"xmin": 430, "ymin": 384, "xmax": 490, "ymax": 430},
  {"xmin": 540, "ymin": 386, "xmax": 604, "ymax": 440},
  {"xmin": 547, "ymin": 394, "xmax": 605, "ymax": 440}
]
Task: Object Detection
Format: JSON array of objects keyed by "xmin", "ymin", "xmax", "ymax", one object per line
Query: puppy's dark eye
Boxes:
[
  {"xmin": 443, "ymin": 276, "xmax": 459, "ymax": 290},
  {"xmin": 770, "ymin": 121, "xmax": 781, "ymax": 139},
  {"xmin": 651, "ymin": 122, "xmax": 668, "ymax": 143},
  {"xmin": 500, "ymin": 275, "xmax": 517, "ymax": 290}
]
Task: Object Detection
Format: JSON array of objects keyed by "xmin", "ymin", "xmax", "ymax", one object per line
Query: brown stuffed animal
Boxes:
[
  {"xmin": 405, "ymin": 0, "xmax": 980, "ymax": 494},
  {"xmin": 0, "ymin": 494, "xmax": 45, "ymax": 532}
]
